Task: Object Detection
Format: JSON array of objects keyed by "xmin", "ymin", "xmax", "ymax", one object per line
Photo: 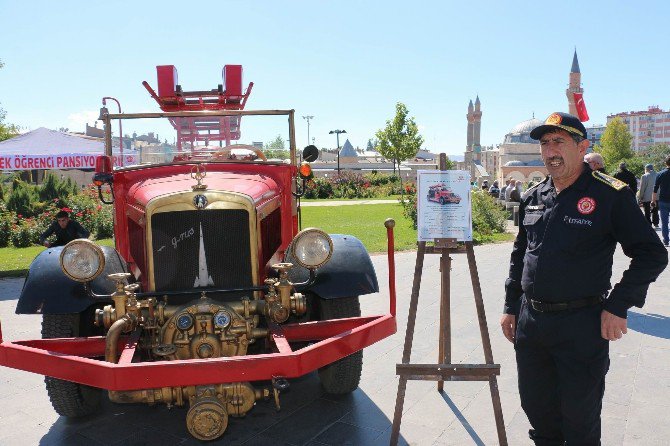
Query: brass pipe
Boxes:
[{"xmin": 105, "ymin": 315, "xmax": 137, "ymax": 363}]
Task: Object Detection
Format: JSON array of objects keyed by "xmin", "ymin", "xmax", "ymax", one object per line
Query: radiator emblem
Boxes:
[
  {"xmin": 193, "ymin": 223, "xmax": 214, "ymax": 287},
  {"xmin": 193, "ymin": 194, "xmax": 208, "ymax": 209}
]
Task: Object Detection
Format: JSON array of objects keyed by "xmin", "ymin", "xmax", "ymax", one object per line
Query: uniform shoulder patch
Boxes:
[
  {"xmin": 522, "ymin": 176, "xmax": 548, "ymax": 199},
  {"xmin": 592, "ymin": 171, "xmax": 627, "ymax": 190}
]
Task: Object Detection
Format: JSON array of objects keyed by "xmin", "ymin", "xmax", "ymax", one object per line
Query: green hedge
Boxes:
[{"xmin": 0, "ymin": 179, "xmax": 113, "ymax": 248}]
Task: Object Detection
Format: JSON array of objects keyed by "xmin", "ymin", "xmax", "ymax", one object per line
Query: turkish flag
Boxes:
[{"xmin": 573, "ymin": 93, "xmax": 590, "ymax": 122}]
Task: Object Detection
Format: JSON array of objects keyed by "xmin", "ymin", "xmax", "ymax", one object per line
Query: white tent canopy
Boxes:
[{"xmin": 0, "ymin": 127, "xmax": 135, "ymax": 170}]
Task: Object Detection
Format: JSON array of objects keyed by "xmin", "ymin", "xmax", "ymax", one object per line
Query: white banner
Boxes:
[
  {"xmin": 417, "ymin": 170, "xmax": 472, "ymax": 242},
  {"xmin": 0, "ymin": 154, "xmax": 137, "ymax": 170}
]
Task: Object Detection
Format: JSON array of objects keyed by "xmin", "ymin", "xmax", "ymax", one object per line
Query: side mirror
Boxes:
[{"xmin": 302, "ymin": 145, "xmax": 319, "ymax": 163}]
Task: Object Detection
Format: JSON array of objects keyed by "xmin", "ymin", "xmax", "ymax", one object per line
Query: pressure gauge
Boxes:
[
  {"xmin": 177, "ymin": 314, "xmax": 194, "ymax": 331},
  {"xmin": 213, "ymin": 311, "xmax": 231, "ymax": 329}
]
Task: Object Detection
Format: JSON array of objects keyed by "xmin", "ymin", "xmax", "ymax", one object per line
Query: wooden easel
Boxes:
[{"xmin": 390, "ymin": 155, "xmax": 507, "ymax": 445}]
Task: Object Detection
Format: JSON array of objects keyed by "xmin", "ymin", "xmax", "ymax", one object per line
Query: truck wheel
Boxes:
[
  {"xmin": 439, "ymin": 197, "xmax": 445, "ymax": 205},
  {"xmin": 317, "ymin": 296, "xmax": 363, "ymax": 394},
  {"xmin": 42, "ymin": 314, "xmax": 102, "ymax": 417}
]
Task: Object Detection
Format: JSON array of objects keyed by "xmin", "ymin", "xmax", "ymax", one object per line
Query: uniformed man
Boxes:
[{"xmin": 500, "ymin": 112, "xmax": 668, "ymax": 445}]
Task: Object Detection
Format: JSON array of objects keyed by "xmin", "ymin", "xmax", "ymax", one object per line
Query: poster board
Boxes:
[{"xmin": 417, "ymin": 170, "xmax": 472, "ymax": 241}]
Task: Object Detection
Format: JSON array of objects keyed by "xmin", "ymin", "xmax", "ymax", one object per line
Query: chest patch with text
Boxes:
[{"xmin": 577, "ymin": 197, "xmax": 596, "ymax": 215}]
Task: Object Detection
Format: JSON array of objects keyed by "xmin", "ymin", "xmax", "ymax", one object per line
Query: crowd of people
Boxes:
[{"xmin": 477, "ymin": 150, "xmax": 670, "ymax": 246}]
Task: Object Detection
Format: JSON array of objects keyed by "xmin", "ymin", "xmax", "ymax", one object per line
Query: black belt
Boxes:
[{"xmin": 530, "ymin": 296, "xmax": 604, "ymax": 313}]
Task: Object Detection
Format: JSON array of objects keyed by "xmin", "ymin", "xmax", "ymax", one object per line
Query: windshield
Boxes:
[{"xmin": 106, "ymin": 111, "xmax": 294, "ymax": 168}]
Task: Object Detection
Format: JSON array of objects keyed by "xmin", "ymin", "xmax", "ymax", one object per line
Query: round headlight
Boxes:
[
  {"xmin": 291, "ymin": 228, "xmax": 333, "ymax": 269},
  {"xmin": 59, "ymin": 239, "xmax": 105, "ymax": 282}
]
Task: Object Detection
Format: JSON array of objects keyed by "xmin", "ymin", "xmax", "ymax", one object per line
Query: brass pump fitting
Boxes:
[
  {"xmin": 109, "ymin": 383, "xmax": 271, "ymax": 442},
  {"xmin": 109, "ymin": 272, "xmax": 132, "ymax": 317},
  {"xmin": 272, "ymin": 262, "xmax": 293, "ymax": 310}
]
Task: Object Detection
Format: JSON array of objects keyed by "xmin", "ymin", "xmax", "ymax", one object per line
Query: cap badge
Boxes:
[
  {"xmin": 577, "ymin": 197, "xmax": 596, "ymax": 215},
  {"xmin": 546, "ymin": 113, "xmax": 562, "ymax": 125}
]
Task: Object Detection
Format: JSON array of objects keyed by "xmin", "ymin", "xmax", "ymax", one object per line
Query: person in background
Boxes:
[
  {"xmin": 39, "ymin": 210, "xmax": 90, "ymax": 248},
  {"xmin": 500, "ymin": 179, "xmax": 509, "ymax": 200},
  {"xmin": 509, "ymin": 180, "xmax": 523, "ymax": 202},
  {"xmin": 504, "ymin": 179, "xmax": 515, "ymax": 202},
  {"xmin": 652, "ymin": 155, "xmax": 670, "ymax": 247},
  {"xmin": 489, "ymin": 180, "xmax": 500, "ymax": 198},
  {"xmin": 613, "ymin": 161, "xmax": 638, "ymax": 195},
  {"xmin": 584, "ymin": 152, "xmax": 606, "ymax": 172},
  {"xmin": 638, "ymin": 163, "xmax": 659, "ymax": 228},
  {"xmin": 481, "ymin": 180, "xmax": 489, "ymax": 191}
]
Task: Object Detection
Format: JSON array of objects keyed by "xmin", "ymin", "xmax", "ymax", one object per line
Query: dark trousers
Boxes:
[
  {"xmin": 642, "ymin": 201, "xmax": 659, "ymax": 226},
  {"xmin": 515, "ymin": 298, "xmax": 609, "ymax": 445}
]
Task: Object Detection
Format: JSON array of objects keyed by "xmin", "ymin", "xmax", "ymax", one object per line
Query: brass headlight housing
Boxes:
[
  {"xmin": 291, "ymin": 228, "xmax": 333, "ymax": 269},
  {"xmin": 60, "ymin": 239, "xmax": 105, "ymax": 282}
]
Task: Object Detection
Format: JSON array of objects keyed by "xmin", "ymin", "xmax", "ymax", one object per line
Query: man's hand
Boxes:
[
  {"xmin": 500, "ymin": 314, "xmax": 516, "ymax": 343},
  {"xmin": 601, "ymin": 310, "xmax": 627, "ymax": 341}
]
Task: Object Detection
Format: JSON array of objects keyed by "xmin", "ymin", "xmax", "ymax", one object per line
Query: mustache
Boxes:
[{"xmin": 544, "ymin": 156, "xmax": 564, "ymax": 164}]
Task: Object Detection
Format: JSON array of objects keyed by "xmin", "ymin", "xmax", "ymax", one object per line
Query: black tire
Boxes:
[
  {"xmin": 42, "ymin": 313, "xmax": 102, "ymax": 417},
  {"xmin": 439, "ymin": 197, "xmax": 445, "ymax": 205},
  {"xmin": 317, "ymin": 296, "xmax": 363, "ymax": 395}
]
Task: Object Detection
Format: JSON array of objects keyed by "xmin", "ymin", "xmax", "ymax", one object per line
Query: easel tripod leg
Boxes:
[
  {"xmin": 466, "ymin": 242, "xmax": 508, "ymax": 445},
  {"xmin": 390, "ymin": 242, "xmax": 426, "ymax": 445}
]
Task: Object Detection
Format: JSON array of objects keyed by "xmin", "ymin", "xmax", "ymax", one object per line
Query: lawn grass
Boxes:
[
  {"xmin": 0, "ymin": 238, "xmax": 114, "ymax": 278},
  {"xmin": 0, "ymin": 205, "xmax": 515, "ymax": 276},
  {"xmin": 300, "ymin": 203, "xmax": 417, "ymax": 253}
]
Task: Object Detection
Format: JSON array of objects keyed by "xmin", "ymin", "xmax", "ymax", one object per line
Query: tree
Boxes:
[
  {"xmin": 263, "ymin": 135, "xmax": 289, "ymax": 159},
  {"xmin": 596, "ymin": 117, "xmax": 633, "ymax": 171},
  {"xmin": 375, "ymin": 103, "xmax": 424, "ymax": 202},
  {"xmin": 640, "ymin": 144, "xmax": 670, "ymax": 171},
  {"xmin": 0, "ymin": 60, "xmax": 20, "ymax": 142},
  {"xmin": 375, "ymin": 102, "xmax": 423, "ymax": 174}
]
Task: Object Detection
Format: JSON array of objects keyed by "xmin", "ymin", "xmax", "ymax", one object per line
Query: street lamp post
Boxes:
[
  {"xmin": 329, "ymin": 129, "xmax": 346, "ymax": 174},
  {"xmin": 302, "ymin": 115, "xmax": 314, "ymax": 146}
]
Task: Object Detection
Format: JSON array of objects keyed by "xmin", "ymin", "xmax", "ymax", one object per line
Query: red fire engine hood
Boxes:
[{"xmin": 126, "ymin": 170, "xmax": 281, "ymax": 208}]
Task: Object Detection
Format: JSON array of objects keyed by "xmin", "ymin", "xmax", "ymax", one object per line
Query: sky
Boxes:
[{"xmin": 1, "ymin": 0, "xmax": 669, "ymax": 157}]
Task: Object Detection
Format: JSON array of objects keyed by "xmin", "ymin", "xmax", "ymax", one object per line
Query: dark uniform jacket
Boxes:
[
  {"xmin": 505, "ymin": 164, "xmax": 667, "ymax": 318},
  {"xmin": 39, "ymin": 219, "xmax": 90, "ymax": 247},
  {"xmin": 613, "ymin": 168, "xmax": 638, "ymax": 195}
]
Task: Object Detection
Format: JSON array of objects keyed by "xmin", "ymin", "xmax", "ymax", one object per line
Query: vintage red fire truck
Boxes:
[
  {"xmin": 0, "ymin": 65, "xmax": 397, "ymax": 441},
  {"xmin": 427, "ymin": 183, "xmax": 462, "ymax": 204}
]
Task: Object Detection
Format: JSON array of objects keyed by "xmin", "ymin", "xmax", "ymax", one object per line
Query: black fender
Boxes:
[
  {"xmin": 286, "ymin": 234, "xmax": 378, "ymax": 299},
  {"xmin": 16, "ymin": 245, "xmax": 128, "ymax": 314}
]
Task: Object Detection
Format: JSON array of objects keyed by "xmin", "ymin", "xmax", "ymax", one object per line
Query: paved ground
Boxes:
[{"xmin": 0, "ymin": 240, "xmax": 669, "ymax": 445}]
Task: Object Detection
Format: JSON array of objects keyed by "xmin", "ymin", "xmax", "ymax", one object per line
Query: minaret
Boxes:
[
  {"xmin": 466, "ymin": 99, "xmax": 474, "ymax": 148},
  {"xmin": 566, "ymin": 49, "xmax": 583, "ymax": 116},
  {"xmin": 473, "ymin": 96, "xmax": 482, "ymax": 161}
]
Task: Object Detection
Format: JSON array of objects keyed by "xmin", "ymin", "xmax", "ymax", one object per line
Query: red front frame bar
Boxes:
[{"xmin": 0, "ymin": 225, "xmax": 397, "ymax": 391}]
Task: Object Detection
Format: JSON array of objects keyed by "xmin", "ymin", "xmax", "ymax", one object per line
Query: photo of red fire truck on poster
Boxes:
[{"xmin": 417, "ymin": 170, "xmax": 472, "ymax": 241}]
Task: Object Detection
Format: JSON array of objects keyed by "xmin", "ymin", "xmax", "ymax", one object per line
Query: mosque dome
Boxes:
[
  {"xmin": 504, "ymin": 118, "xmax": 544, "ymax": 144},
  {"xmin": 504, "ymin": 160, "xmax": 526, "ymax": 167},
  {"xmin": 526, "ymin": 159, "xmax": 545, "ymax": 166}
]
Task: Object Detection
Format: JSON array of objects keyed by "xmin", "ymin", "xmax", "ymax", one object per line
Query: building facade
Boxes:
[
  {"xmin": 586, "ymin": 124, "xmax": 606, "ymax": 148},
  {"xmin": 607, "ymin": 106, "xmax": 670, "ymax": 152}
]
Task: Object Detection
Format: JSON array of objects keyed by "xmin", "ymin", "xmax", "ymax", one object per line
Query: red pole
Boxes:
[{"xmin": 385, "ymin": 218, "xmax": 396, "ymax": 316}]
